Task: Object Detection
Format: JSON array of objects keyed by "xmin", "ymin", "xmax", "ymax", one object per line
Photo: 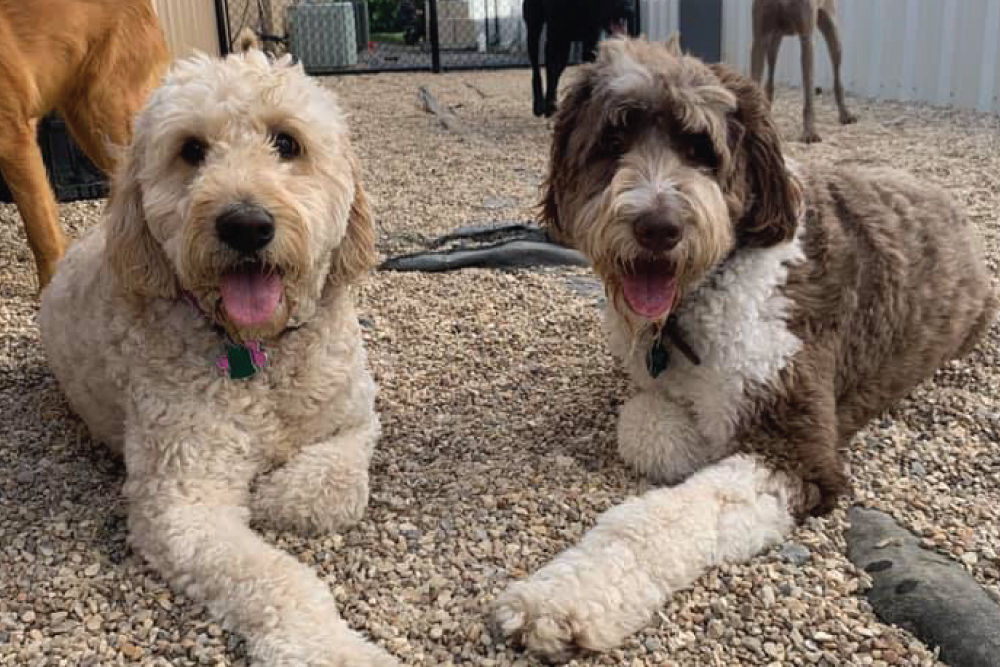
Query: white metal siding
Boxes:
[
  {"xmin": 153, "ymin": 0, "xmax": 221, "ymax": 59},
  {"xmin": 639, "ymin": 0, "xmax": 680, "ymax": 43},
  {"xmin": 640, "ymin": 0, "xmax": 1000, "ymax": 113}
]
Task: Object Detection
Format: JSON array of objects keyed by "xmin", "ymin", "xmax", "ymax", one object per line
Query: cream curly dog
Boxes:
[
  {"xmin": 40, "ymin": 51, "xmax": 398, "ymax": 666},
  {"xmin": 494, "ymin": 38, "xmax": 997, "ymax": 660}
]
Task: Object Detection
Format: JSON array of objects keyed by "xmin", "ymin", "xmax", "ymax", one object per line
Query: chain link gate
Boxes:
[{"xmin": 221, "ymin": 0, "xmax": 639, "ymax": 74}]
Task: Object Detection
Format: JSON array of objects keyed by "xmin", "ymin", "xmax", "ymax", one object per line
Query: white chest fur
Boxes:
[{"xmin": 606, "ymin": 233, "xmax": 805, "ymax": 449}]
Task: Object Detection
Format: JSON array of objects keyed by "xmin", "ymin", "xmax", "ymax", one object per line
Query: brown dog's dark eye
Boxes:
[
  {"xmin": 595, "ymin": 127, "xmax": 627, "ymax": 158},
  {"xmin": 273, "ymin": 132, "xmax": 301, "ymax": 160},
  {"xmin": 180, "ymin": 138, "xmax": 207, "ymax": 166},
  {"xmin": 680, "ymin": 133, "xmax": 718, "ymax": 170}
]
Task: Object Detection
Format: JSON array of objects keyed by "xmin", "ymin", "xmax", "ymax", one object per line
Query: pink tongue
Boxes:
[
  {"xmin": 219, "ymin": 269, "xmax": 283, "ymax": 326},
  {"xmin": 623, "ymin": 265, "xmax": 677, "ymax": 320}
]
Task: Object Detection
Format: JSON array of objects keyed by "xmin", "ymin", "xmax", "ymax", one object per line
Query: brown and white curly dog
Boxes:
[
  {"xmin": 494, "ymin": 37, "xmax": 997, "ymax": 660},
  {"xmin": 40, "ymin": 52, "xmax": 398, "ymax": 666}
]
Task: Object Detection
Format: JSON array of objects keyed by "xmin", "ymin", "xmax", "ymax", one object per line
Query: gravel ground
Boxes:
[{"xmin": 1, "ymin": 68, "xmax": 998, "ymax": 666}]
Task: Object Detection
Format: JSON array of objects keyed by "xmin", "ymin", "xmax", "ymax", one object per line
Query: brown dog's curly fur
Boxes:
[
  {"xmin": 540, "ymin": 37, "xmax": 997, "ymax": 514},
  {"xmin": 493, "ymin": 40, "xmax": 996, "ymax": 660},
  {"xmin": 0, "ymin": 0, "xmax": 167, "ymax": 289}
]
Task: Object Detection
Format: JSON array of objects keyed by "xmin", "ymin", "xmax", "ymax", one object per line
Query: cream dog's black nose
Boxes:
[
  {"xmin": 633, "ymin": 213, "xmax": 681, "ymax": 253},
  {"xmin": 216, "ymin": 203, "xmax": 275, "ymax": 254}
]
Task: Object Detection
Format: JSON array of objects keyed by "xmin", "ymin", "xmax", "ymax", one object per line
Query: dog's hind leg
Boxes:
[
  {"xmin": 0, "ymin": 116, "xmax": 66, "ymax": 290},
  {"xmin": 523, "ymin": 0, "xmax": 545, "ymax": 116},
  {"xmin": 494, "ymin": 454, "xmax": 804, "ymax": 659},
  {"xmin": 798, "ymin": 31, "xmax": 821, "ymax": 143},
  {"xmin": 751, "ymin": 33, "xmax": 780, "ymax": 102},
  {"xmin": 543, "ymin": 33, "xmax": 571, "ymax": 117},
  {"xmin": 252, "ymin": 423, "xmax": 377, "ymax": 535},
  {"xmin": 765, "ymin": 35, "xmax": 781, "ymax": 102},
  {"xmin": 816, "ymin": 7, "xmax": 857, "ymax": 125},
  {"xmin": 750, "ymin": 31, "xmax": 768, "ymax": 87}
]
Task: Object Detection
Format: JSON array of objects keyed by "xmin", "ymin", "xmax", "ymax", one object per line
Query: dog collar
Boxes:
[
  {"xmin": 646, "ymin": 314, "xmax": 701, "ymax": 378},
  {"xmin": 181, "ymin": 291, "xmax": 269, "ymax": 380}
]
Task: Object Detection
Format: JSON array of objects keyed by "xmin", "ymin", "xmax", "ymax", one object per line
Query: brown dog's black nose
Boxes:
[
  {"xmin": 633, "ymin": 212, "xmax": 681, "ymax": 253},
  {"xmin": 216, "ymin": 203, "xmax": 275, "ymax": 254}
]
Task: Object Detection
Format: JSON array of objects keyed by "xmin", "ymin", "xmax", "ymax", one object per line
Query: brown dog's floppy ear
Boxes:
[
  {"xmin": 105, "ymin": 145, "xmax": 177, "ymax": 298},
  {"xmin": 710, "ymin": 64, "xmax": 801, "ymax": 248},
  {"xmin": 330, "ymin": 156, "xmax": 377, "ymax": 284},
  {"xmin": 540, "ymin": 75, "xmax": 595, "ymax": 246}
]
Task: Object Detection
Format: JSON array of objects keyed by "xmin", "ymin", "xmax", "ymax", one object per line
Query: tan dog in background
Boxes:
[
  {"xmin": 0, "ymin": 0, "xmax": 167, "ymax": 289},
  {"xmin": 750, "ymin": 0, "xmax": 856, "ymax": 142}
]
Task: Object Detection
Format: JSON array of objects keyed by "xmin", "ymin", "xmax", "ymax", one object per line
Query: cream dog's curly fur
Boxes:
[{"xmin": 40, "ymin": 51, "xmax": 397, "ymax": 666}]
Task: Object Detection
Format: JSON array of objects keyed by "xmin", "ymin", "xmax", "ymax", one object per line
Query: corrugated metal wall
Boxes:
[
  {"xmin": 640, "ymin": 0, "xmax": 1000, "ymax": 113},
  {"xmin": 153, "ymin": 0, "xmax": 221, "ymax": 59},
  {"xmin": 640, "ymin": 0, "xmax": 680, "ymax": 43}
]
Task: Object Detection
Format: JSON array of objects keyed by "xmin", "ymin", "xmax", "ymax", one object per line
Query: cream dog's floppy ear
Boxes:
[
  {"xmin": 329, "ymin": 155, "xmax": 376, "ymax": 285},
  {"xmin": 105, "ymin": 143, "xmax": 176, "ymax": 298}
]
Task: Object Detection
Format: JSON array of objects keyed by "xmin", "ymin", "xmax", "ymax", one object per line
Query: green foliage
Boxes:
[{"xmin": 368, "ymin": 0, "xmax": 401, "ymax": 32}]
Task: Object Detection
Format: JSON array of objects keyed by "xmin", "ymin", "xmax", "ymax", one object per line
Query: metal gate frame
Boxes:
[{"xmin": 218, "ymin": 0, "xmax": 641, "ymax": 74}]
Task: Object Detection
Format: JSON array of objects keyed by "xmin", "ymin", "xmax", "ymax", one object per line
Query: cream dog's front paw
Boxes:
[{"xmin": 253, "ymin": 457, "xmax": 369, "ymax": 535}]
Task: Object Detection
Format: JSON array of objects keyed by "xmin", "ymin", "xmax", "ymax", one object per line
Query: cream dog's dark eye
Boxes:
[
  {"xmin": 273, "ymin": 132, "xmax": 301, "ymax": 159},
  {"xmin": 180, "ymin": 138, "xmax": 207, "ymax": 166}
]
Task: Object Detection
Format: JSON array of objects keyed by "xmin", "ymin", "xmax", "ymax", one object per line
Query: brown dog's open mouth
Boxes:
[
  {"xmin": 622, "ymin": 258, "xmax": 677, "ymax": 320},
  {"xmin": 219, "ymin": 262, "xmax": 284, "ymax": 327}
]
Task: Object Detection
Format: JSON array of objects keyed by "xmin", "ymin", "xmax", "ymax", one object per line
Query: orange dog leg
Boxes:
[{"xmin": 0, "ymin": 120, "xmax": 66, "ymax": 290}]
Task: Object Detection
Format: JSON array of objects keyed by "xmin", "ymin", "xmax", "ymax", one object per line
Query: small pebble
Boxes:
[{"xmin": 780, "ymin": 543, "xmax": 811, "ymax": 564}]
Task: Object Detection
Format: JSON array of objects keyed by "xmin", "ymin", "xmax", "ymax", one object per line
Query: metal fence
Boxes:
[
  {"xmin": 641, "ymin": 0, "xmax": 1000, "ymax": 114},
  {"xmin": 223, "ymin": 0, "xmax": 639, "ymax": 74}
]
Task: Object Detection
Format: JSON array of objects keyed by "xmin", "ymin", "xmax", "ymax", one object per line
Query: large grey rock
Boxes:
[{"xmin": 846, "ymin": 506, "xmax": 1000, "ymax": 667}]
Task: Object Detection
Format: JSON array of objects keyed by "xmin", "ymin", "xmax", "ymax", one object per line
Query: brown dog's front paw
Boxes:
[{"xmin": 805, "ymin": 467, "xmax": 850, "ymax": 517}]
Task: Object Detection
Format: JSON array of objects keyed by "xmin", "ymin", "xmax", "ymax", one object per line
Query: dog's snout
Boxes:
[
  {"xmin": 215, "ymin": 203, "xmax": 275, "ymax": 254},
  {"xmin": 633, "ymin": 212, "xmax": 681, "ymax": 253}
]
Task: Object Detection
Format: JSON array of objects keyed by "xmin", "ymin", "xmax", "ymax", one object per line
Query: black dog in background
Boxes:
[{"xmin": 524, "ymin": 0, "xmax": 634, "ymax": 117}]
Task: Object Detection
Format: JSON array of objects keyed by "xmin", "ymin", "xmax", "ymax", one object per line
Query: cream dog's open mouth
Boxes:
[
  {"xmin": 219, "ymin": 261, "xmax": 285, "ymax": 327},
  {"xmin": 622, "ymin": 258, "xmax": 676, "ymax": 320}
]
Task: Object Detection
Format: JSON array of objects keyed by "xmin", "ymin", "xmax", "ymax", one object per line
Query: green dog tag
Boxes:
[{"xmin": 226, "ymin": 344, "xmax": 257, "ymax": 380}]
